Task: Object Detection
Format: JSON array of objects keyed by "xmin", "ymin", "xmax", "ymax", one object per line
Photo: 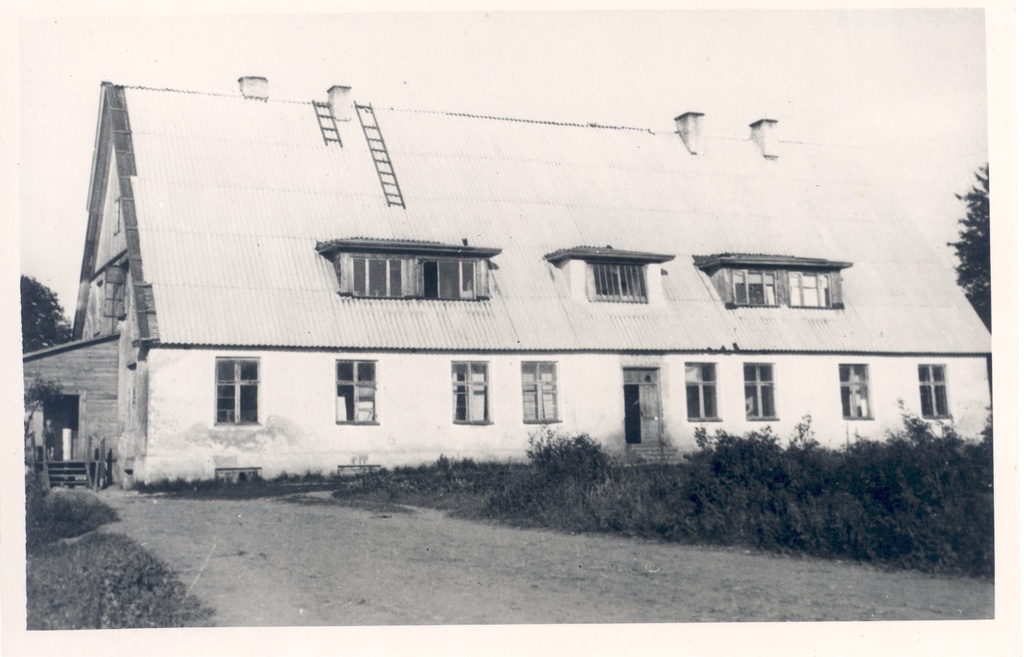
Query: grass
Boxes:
[{"xmin": 25, "ymin": 475, "xmax": 212, "ymax": 629}]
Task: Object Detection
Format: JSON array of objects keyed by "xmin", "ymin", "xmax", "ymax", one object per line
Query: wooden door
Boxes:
[{"xmin": 623, "ymin": 369, "xmax": 660, "ymax": 445}]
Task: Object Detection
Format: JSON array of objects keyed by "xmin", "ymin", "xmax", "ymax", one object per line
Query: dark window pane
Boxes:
[
  {"xmin": 423, "ymin": 261, "xmax": 439, "ymax": 299},
  {"xmin": 933, "ymin": 366, "xmax": 945, "ymax": 383},
  {"xmin": 452, "ymin": 363, "xmax": 468, "ymax": 383},
  {"xmin": 743, "ymin": 364, "xmax": 755, "ymax": 381},
  {"xmin": 521, "ymin": 362, "xmax": 536, "ymax": 382},
  {"xmin": 353, "ymin": 258, "xmax": 367, "ymax": 295},
  {"xmin": 357, "ymin": 362, "xmax": 375, "ymax": 382},
  {"xmin": 761, "ymin": 386, "xmax": 775, "ymax": 417},
  {"xmin": 217, "ymin": 360, "xmax": 235, "ymax": 382},
  {"xmin": 686, "ymin": 386, "xmax": 701, "ymax": 419},
  {"xmin": 703, "ymin": 386, "xmax": 717, "ymax": 418},
  {"xmin": 701, "ymin": 364, "xmax": 716, "ymax": 382},
  {"xmin": 920, "ymin": 386, "xmax": 934, "ymax": 417},
  {"xmin": 539, "ymin": 363, "xmax": 556, "ymax": 381},
  {"xmin": 389, "ymin": 260, "xmax": 403, "ymax": 297},
  {"xmin": 240, "ymin": 361, "xmax": 259, "ymax": 382},
  {"xmin": 338, "ymin": 361, "xmax": 354, "ymax": 382},
  {"xmin": 841, "ymin": 387, "xmax": 852, "ymax": 417},
  {"xmin": 239, "ymin": 385, "xmax": 258, "ymax": 422},
  {"xmin": 934, "ymin": 386, "xmax": 948, "ymax": 416},
  {"xmin": 745, "ymin": 384, "xmax": 757, "ymax": 417},
  {"xmin": 839, "ymin": 366, "xmax": 850, "ymax": 383},
  {"xmin": 439, "ymin": 261, "xmax": 460, "ymax": 299},
  {"xmin": 454, "ymin": 388, "xmax": 468, "ymax": 421},
  {"xmin": 760, "ymin": 365, "xmax": 773, "ymax": 382},
  {"xmin": 461, "ymin": 261, "xmax": 475, "ymax": 295},
  {"xmin": 368, "ymin": 259, "xmax": 387, "ymax": 297},
  {"xmin": 337, "ymin": 385, "xmax": 354, "ymax": 422}
]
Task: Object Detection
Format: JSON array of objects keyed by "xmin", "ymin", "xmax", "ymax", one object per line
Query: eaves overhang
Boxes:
[
  {"xmin": 693, "ymin": 253, "xmax": 853, "ymax": 273},
  {"xmin": 544, "ymin": 246, "xmax": 675, "ymax": 265},
  {"xmin": 316, "ymin": 238, "xmax": 502, "ymax": 259}
]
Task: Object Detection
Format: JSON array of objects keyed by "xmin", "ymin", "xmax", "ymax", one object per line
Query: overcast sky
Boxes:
[{"xmin": 17, "ymin": 10, "xmax": 988, "ymax": 315}]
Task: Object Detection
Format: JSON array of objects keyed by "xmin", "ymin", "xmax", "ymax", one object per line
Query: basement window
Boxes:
[
  {"xmin": 216, "ymin": 358, "xmax": 259, "ymax": 424},
  {"xmin": 337, "ymin": 361, "xmax": 377, "ymax": 423}
]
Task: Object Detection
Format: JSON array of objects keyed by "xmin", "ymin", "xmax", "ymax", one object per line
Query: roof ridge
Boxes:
[
  {"xmin": 380, "ymin": 106, "xmax": 655, "ymax": 134},
  {"xmin": 121, "ymin": 84, "xmax": 312, "ymax": 105}
]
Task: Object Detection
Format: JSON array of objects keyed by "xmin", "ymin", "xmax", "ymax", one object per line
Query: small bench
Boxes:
[
  {"xmin": 336, "ymin": 464, "xmax": 382, "ymax": 477},
  {"xmin": 215, "ymin": 467, "xmax": 262, "ymax": 484}
]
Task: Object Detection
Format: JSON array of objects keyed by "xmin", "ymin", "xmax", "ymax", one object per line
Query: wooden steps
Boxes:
[{"xmin": 47, "ymin": 461, "xmax": 90, "ymax": 488}]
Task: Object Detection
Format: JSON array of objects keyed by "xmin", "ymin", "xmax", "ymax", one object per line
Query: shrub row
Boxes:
[{"xmin": 480, "ymin": 420, "xmax": 993, "ymax": 577}]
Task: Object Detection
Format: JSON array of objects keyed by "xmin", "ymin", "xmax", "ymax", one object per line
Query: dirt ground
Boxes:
[{"xmin": 95, "ymin": 488, "xmax": 993, "ymax": 626}]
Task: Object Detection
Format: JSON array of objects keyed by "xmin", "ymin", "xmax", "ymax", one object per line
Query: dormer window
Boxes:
[
  {"xmin": 317, "ymin": 239, "xmax": 501, "ymax": 301},
  {"xmin": 694, "ymin": 253, "xmax": 851, "ymax": 310},
  {"xmin": 591, "ymin": 263, "xmax": 647, "ymax": 303},
  {"xmin": 544, "ymin": 246, "xmax": 674, "ymax": 305}
]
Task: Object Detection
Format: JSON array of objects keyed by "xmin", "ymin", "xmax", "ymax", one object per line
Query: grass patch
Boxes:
[
  {"xmin": 27, "ymin": 533, "xmax": 212, "ymax": 629},
  {"xmin": 25, "ymin": 475, "xmax": 212, "ymax": 629},
  {"xmin": 137, "ymin": 472, "xmax": 336, "ymax": 500}
]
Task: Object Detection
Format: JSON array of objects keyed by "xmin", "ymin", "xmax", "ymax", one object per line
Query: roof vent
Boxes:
[
  {"xmin": 327, "ymin": 85, "xmax": 353, "ymax": 121},
  {"xmin": 674, "ymin": 112, "xmax": 704, "ymax": 155},
  {"xmin": 238, "ymin": 76, "xmax": 269, "ymax": 101},
  {"xmin": 749, "ymin": 118, "xmax": 778, "ymax": 159}
]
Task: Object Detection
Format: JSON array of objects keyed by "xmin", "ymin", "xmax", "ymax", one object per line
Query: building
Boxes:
[{"xmin": 22, "ymin": 77, "xmax": 991, "ymax": 485}]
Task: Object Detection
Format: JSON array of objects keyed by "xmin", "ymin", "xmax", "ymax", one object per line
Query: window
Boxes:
[
  {"xmin": 216, "ymin": 359, "xmax": 259, "ymax": 424},
  {"xmin": 453, "ymin": 362, "xmax": 489, "ymax": 423},
  {"xmin": 337, "ymin": 361, "xmax": 377, "ymax": 423},
  {"xmin": 744, "ymin": 363, "xmax": 776, "ymax": 419},
  {"xmin": 352, "ymin": 258, "xmax": 403, "ymax": 298},
  {"xmin": 685, "ymin": 363, "xmax": 718, "ymax": 420},
  {"xmin": 522, "ymin": 362, "xmax": 558, "ymax": 423},
  {"xmin": 918, "ymin": 365, "xmax": 949, "ymax": 418},
  {"xmin": 590, "ymin": 263, "xmax": 647, "ymax": 303},
  {"xmin": 424, "ymin": 260, "xmax": 476, "ymax": 300},
  {"xmin": 839, "ymin": 364, "xmax": 871, "ymax": 419},
  {"xmin": 733, "ymin": 270, "xmax": 778, "ymax": 306},
  {"xmin": 789, "ymin": 272, "xmax": 832, "ymax": 308}
]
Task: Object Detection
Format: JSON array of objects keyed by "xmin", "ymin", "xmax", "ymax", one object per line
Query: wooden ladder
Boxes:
[
  {"xmin": 354, "ymin": 103, "xmax": 406, "ymax": 208},
  {"xmin": 312, "ymin": 101, "xmax": 343, "ymax": 147}
]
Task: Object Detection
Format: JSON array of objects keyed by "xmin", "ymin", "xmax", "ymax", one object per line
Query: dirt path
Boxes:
[{"xmin": 96, "ymin": 489, "xmax": 993, "ymax": 626}]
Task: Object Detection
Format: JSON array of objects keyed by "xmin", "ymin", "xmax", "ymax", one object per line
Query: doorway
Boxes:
[
  {"xmin": 45, "ymin": 395, "xmax": 79, "ymax": 461},
  {"xmin": 623, "ymin": 368, "xmax": 660, "ymax": 445}
]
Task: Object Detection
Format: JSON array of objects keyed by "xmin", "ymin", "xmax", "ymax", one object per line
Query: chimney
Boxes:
[
  {"xmin": 749, "ymin": 118, "xmax": 778, "ymax": 159},
  {"xmin": 327, "ymin": 85, "xmax": 353, "ymax": 121},
  {"xmin": 674, "ymin": 112, "xmax": 704, "ymax": 155},
  {"xmin": 238, "ymin": 76, "xmax": 269, "ymax": 101}
]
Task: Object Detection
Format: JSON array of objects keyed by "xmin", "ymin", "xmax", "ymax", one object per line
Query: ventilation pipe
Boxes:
[
  {"xmin": 674, "ymin": 112, "xmax": 704, "ymax": 155},
  {"xmin": 749, "ymin": 118, "xmax": 778, "ymax": 159},
  {"xmin": 238, "ymin": 76, "xmax": 269, "ymax": 100}
]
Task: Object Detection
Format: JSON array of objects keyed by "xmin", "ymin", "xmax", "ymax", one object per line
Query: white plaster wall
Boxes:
[{"xmin": 136, "ymin": 348, "xmax": 991, "ymax": 482}]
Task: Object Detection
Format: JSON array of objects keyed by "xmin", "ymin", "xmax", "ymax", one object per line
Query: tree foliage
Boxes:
[
  {"xmin": 21, "ymin": 276, "xmax": 72, "ymax": 353},
  {"xmin": 949, "ymin": 165, "xmax": 990, "ymax": 331}
]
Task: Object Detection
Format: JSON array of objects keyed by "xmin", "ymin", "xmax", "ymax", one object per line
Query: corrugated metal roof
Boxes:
[{"xmin": 121, "ymin": 85, "xmax": 990, "ymax": 353}]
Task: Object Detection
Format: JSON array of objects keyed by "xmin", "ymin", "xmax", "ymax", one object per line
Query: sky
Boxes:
[{"xmin": 16, "ymin": 10, "xmax": 989, "ymax": 318}]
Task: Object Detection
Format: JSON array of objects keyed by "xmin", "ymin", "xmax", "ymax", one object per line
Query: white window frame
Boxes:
[
  {"xmin": 744, "ymin": 363, "xmax": 777, "ymax": 420},
  {"xmin": 733, "ymin": 270, "xmax": 778, "ymax": 306},
  {"xmin": 685, "ymin": 362, "xmax": 719, "ymax": 421},
  {"xmin": 336, "ymin": 360, "xmax": 378, "ymax": 424},
  {"xmin": 522, "ymin": 361, "xmax": 559, "ymax": 423},
  {"xmin": 589, "ymin": 263, "xmax": 648, "ymax": 303},
  {"xmin": 215, "ymin": 358, "xmax": 260, "ymax": 425},
  {"xmin": 918, "ymin": 364, "xmax": 950, "ymax": 419},
  {"xmin": 839, "ymin": 364, "xmax": 872, "ymax": 420},
  {"xmin": 789, "ymin": 272, "xmax": 832, "ymax": 308},
  {"xmin": 452, "ymin": 361, "xmax": 490, "ymax": 424},
  {"xmin": 424, "ymin": 259, "xmax": 477, "ymax": 300}
]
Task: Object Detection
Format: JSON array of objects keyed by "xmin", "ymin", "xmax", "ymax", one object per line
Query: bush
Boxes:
[
  {"xmin": 25, "ymin": 476, "xmax": 118, "ymax": 550},
  {"xmin": 27, "ymin": 533, "xmax": 212, "ymax": 629}
]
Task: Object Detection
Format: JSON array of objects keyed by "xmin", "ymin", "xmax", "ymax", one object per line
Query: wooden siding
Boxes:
[{"xmin": 24, "ymin": 336, "xmax": 121, "ymax": 454}]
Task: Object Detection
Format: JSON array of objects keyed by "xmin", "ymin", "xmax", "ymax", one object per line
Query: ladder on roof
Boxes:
[
  {"xmin": 354, "ymin": 103, "xmax": 406, "ymax": 209},
  {"xmin": 312, "ymin": 101, "xmax": 343, "ymax": 147}
]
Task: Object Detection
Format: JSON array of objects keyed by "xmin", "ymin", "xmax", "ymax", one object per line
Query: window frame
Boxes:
[
  {"xmin": 336, "ymin": 360, "xmax": 379, "ymax": 425},
  {"xmin": 788, "ymin": 272, "xmax": 833, "ymax": 308},
  {"xmin": 215, "ymin": 358, "xmax": 260, "ymax": 426},
  {"xmin": 918, "ymin": 364, "xmax": 951, "ymax": 419},
  {"xmin": 423, "ymin": 258, "xmax": 477, "ymax": 301},
  {"xmin": 685, "ymin": 362, "xmax": 719, "ymax": 421},
  {"xmin": 732, "ymin": 270, "xmax": 779, "ymax": 307},
  {"xmin": 521, "ymin": 361, "xmax": 560, "ymax": 424},
  {"xmin": 839, "ymin": 364, "xmax": 872, "ymax": 420},
  {"xmin": 744, "ymin": 363, "xmax": 778, "ymax": 420},
  {"xmin": 351, "ymin": 256, "xmax": 404, "ymax": 298},
  {"xmin": 588, "ymin": 262, "xmax": 648, "ymax": 303},
  {"xmin": 452, "ymin": 361, "xmax": 491, "ymax": 425}
]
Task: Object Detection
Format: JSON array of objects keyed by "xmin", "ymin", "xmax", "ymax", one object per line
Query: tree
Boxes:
[
  {"xmin": 21, "ymin": 275, "xmax": 72, "ymax": 353},
  {"xmin": 948, "ymin": 165, "xmax": 990, "ymax": 332}
]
